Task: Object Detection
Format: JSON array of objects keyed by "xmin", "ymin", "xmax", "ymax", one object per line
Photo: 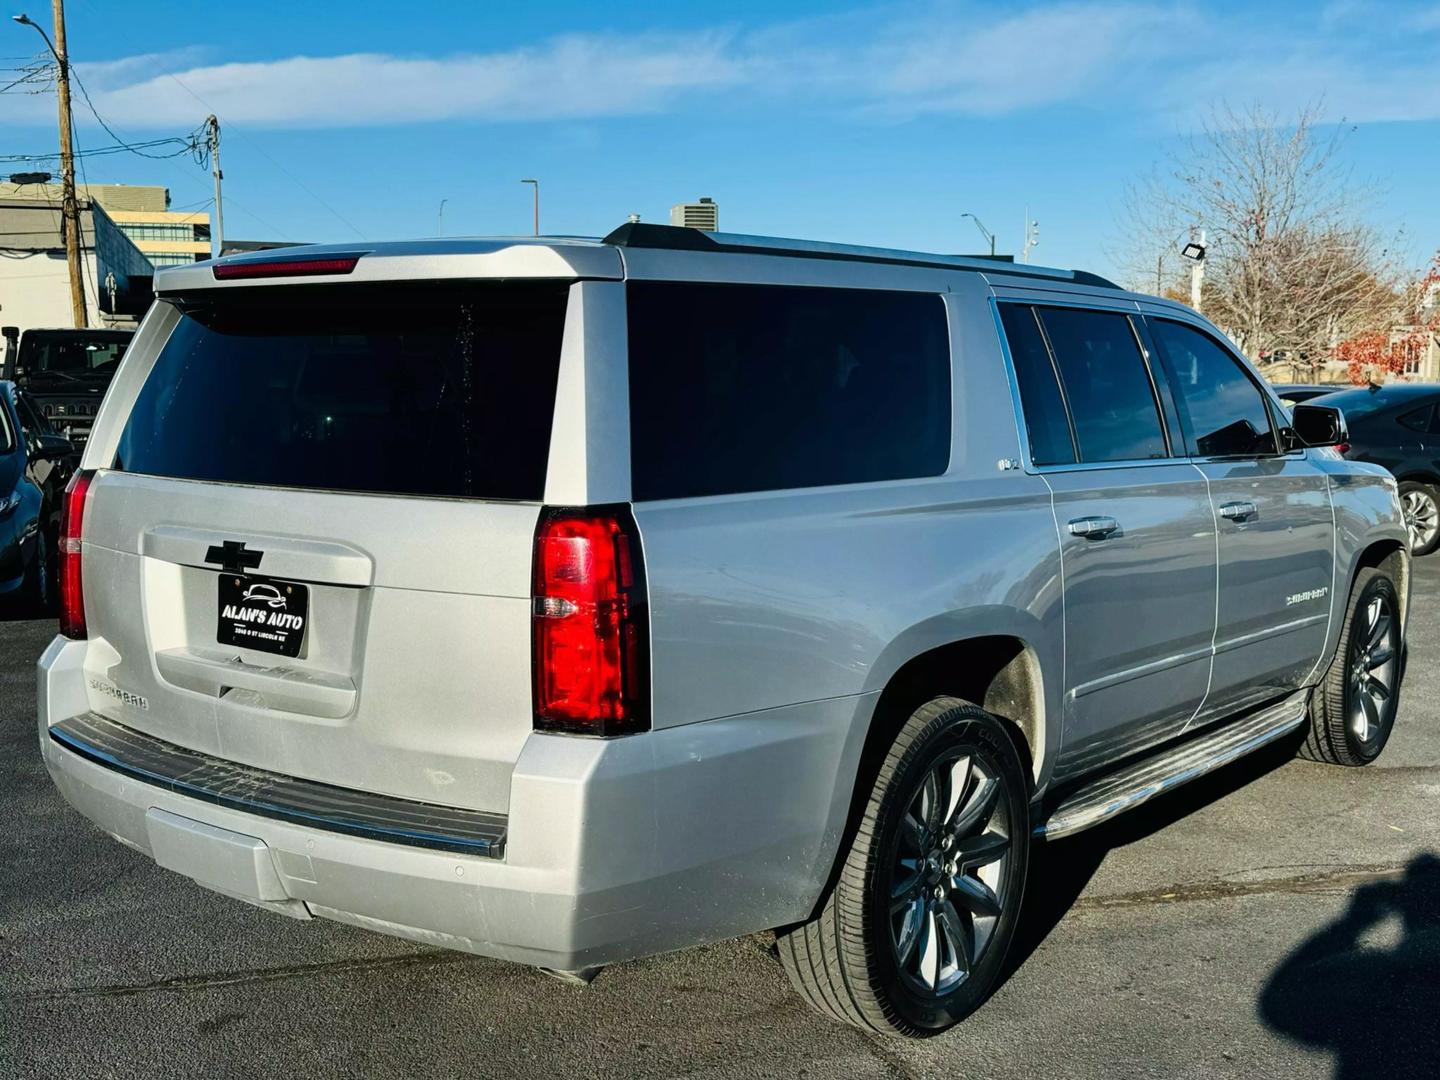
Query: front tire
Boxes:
[
  {"xmin": 1300, "ymin": 567, "xmax": 1402, "ymax": 766},
  {"xmin": 1398, "ymin": 482, "xmax": 1439, "ymax": 556},
  {"xmin": 777, "ymin": 698, "xmax": 1030, "ymax": 1036}
]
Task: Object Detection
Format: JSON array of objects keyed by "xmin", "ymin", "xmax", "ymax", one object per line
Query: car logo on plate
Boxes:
[{"xmin": 241, "ymin": 582, "xmax": 288, "ymax": 609}]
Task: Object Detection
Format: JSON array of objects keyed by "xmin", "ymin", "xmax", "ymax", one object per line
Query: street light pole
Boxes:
[
  {"xmin": 960, "ymin": 212, "xmax": 996, "ymax": 257},
  {"xmin": 1189, "ymin": 228, "xmax": 1207, "ymax": 313},
  {"xmin": 1021, "ymin": 209, "xmax": 1039, "ymax": 264},
  {"xmin": 437, "ymin": 198, "xmax": 447, "ymax": 237},
  {"xmin": 521, "ymin": 178, "xmax": 538, "ymax": 236},
  {"xmin": 14, "ymin": 5, "xmax": 87, "ymax": 327}
]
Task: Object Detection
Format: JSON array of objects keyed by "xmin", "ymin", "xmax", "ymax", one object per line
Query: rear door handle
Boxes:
[
  {"xmin": 1219, "ymin": 500, "xmax": 1258, "ymax": 521},
  {"xmin": 1067, "ymin": 515, "xmax": 1120, "ymax": 539}
]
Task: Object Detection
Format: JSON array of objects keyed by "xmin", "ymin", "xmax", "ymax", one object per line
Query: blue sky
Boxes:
[{"xmin": 3, "ymin": 0, "xmax": 1439, "ymax": 280}]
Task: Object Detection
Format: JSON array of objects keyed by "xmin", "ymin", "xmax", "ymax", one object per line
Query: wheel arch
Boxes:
[
  {"xmin": 796, "ymin": 626, "xmax": 1052, "ymax": 926},
  {"xmin": 1351, "ymin": 538, "xmax": 1409, "ymax": 629},
  {"xmin": 1392, "ymin": 472, "xmax": 1440, "ymax": 489}
]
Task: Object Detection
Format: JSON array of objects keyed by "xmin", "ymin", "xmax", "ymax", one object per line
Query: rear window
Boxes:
[
  {"xmin": 114, "ymin": 283, "xmax": 569, "ymax": 500},
  {"xmin": 627, "ymin": 282, "xmax": 950, "ymax": 500}
]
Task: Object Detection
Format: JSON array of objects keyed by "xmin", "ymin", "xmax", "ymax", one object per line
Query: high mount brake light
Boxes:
[
  {"xmin": 59, "ymin": 469, "xmax": 94, "ymax": 640},
  {"xmin": 532, "ymin": 506, "xmax": 650, "ymax": 736},
  {"xmin": 212, "ymin": 256, "xmax": 361, "ymax": 280}
]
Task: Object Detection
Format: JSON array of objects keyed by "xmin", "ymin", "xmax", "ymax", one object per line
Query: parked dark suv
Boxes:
[{"xmin": 1316, "ymin": 383, "xmax": 1440, "ymax": 556}]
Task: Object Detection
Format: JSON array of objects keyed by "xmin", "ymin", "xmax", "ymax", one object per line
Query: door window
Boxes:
[
  {"xmin": 1035, "ymin": 307, "xmax": 1169, "ymax": 463},
  {"xmin": 998, "ymin": 304, "xmax": 1076, "ymax": 466},
  {"xmin": 1150, "ymin": 319, "xmax": 1278, "ymax": 457}
]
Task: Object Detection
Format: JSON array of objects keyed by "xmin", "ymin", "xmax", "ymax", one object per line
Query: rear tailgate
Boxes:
[{"xmin": 72, "ymin": 280, "xmax": 571, "ymax": 814}]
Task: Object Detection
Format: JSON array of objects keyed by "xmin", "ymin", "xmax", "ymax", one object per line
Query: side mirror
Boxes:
[
  {"xmin": 32, "ymin": 432, "xmax": 75, "ymax": 462},
  {"xmin": 1288, "ymin": 404, "xmax": 1349, "ymax": 449}
]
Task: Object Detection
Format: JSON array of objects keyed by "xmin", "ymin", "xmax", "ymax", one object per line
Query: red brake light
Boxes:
[
  {"xmin": 1334, "ymin": 442, "xmax": 1351, "ymax": 455},
  {"xmin": 212, "ymin": 255, "xmax": 361, "ymax": 280},
  {"xmin": 59, "ymin": 469, "xmax": 94, "ymax": 639},
  {"xmin": 532, "ymin": 506, "xmax": 649, "ymax": 736}
]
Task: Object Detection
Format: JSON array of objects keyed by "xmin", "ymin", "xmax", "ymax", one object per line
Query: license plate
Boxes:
[{"xmin": 217, "ymin": 574, "xmax": 309, "ymax": 658}]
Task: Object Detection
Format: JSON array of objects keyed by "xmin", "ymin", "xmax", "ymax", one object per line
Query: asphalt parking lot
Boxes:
[{"xmin": 2, "ymin": 567, "xmax": 1437, "ymax": 1080}]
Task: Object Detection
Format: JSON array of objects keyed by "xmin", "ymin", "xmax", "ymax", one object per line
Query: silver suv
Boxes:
[{"xmin": 38, "ymin": 226, "xmax": 1409, "ymax": 1037}]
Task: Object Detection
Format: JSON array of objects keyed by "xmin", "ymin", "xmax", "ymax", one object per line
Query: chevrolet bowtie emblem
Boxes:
[{"xmin": 204, "ymin": 540, "xmax": 263, "ymax": 574}]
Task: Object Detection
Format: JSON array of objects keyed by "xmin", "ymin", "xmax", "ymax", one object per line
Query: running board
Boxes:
[{"xmin": 1036, "ymin": 690, "xmax": 1310, "ymax": 840}]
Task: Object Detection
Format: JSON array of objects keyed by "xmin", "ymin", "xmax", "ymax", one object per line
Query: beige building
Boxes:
[
  {"xmin": 0, "ymin": 193, "xmax": 155, "ymax": 330},
  {"xmin": 0, "ymin": 182, "xmax": 210, "ymax": 267}
]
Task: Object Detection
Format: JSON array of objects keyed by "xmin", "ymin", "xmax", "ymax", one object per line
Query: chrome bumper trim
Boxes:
[{"xmin": 50, "ymin": 713, "xmax": 507, "ymax": 858}]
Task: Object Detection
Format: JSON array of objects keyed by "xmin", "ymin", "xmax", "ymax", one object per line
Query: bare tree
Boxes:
[{"xmin": 1115, "ymin": 103, "xmax": 1406, "ymax": 378}]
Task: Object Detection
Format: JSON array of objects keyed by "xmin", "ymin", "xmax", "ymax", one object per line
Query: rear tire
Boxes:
[
  {"xmin": 776, "ymin": 698, "xmax": 1029, "ymax": 1036},
  {"xmin": 1300, "ymin": 568, "xmax": 1402, "ymax": 766},
  {"xmin": 1398, "ymin": 482, "xmax": 1440, "ymax": 556}
]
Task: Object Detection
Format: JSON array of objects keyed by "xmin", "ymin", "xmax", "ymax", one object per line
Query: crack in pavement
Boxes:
[
  {"xmin": 10, "ymin": 949, "xmax": 474, "ymax": 1003},
  {"xmin": 1069, "ymin": 862, "xmax": 1409, "ymax": 911},
  {"xmin": 5, "ymin": 864, "xmax": 1417, "ymax": 1005}
]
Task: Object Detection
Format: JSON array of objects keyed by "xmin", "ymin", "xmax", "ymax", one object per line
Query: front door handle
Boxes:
[
  {"xmin": 1067, "ymin": 515, "xmax": 1120, "ymax": 539},
  {"xmin": 1219, "ymin": 500, "xmax": 1258, "ymax": 521}
]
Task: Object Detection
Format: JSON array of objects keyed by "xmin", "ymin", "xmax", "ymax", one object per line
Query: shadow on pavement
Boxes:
[
  {"xmin": 1258, "ymin": 851, "xmax": 1440, "ymax": 1080},
  {"xmin": 1003, "ymin": 730, "xmax": 1304, "ymax": 978}
]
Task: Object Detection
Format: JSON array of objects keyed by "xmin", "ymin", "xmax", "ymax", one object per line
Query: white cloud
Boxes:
[
  {"xmin": 76, "ymin": 33, "xmax": 747, "ymax": 128},
  {"xmin": 1, "ymin": 3, "xmax": 1437, "ymax": 132},
  {"xmin": 864, "ymin": 3, "xmax": 1195, "ymax": 115}
]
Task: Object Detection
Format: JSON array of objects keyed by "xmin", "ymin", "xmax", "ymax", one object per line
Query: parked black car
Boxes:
[
  {"xmin": 1274, "ymin": 383, "xmax": 1341, "ymax": 407},
  {"xmin": 0, "ymin": 380, "xmax": 76, "ymax": 611},
  {"xmin": 0, "ymin": 326, "xmax": 132, "ymax": 448},
  {"xmin": 1316, "ymin": 383, "xmax": 1440, "ymax": 556}
]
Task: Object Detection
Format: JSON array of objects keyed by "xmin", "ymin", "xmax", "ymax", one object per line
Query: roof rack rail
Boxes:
[{"xmin": 600, "ymin": 223, "xmax": 1120, "ymax": 290}]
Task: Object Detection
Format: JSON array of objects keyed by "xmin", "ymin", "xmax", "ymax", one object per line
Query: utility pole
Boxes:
[
  {"xmin": 14, "ymin": 6, "xmax": 87, "ymax": 326},
  {"xmin": 521, "ymin": 178, "xmax": 539, "ymax": 236},
  {"xmin": 205, "ymin": 114, "xmax": 224, "ymax": 258}
]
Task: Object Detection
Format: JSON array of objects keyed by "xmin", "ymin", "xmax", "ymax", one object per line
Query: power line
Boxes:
[
  {"xmin": 67, "ymin": 60, "xmax": 209, "ymax": 163},
  {"xmin": 146, "ymin": 65, "xmax": 368, "ymax": 240}
]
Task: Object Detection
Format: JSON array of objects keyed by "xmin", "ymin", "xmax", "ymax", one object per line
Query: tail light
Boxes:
[
  {"xmin": 1334, "ymin": 442, "xmax": 1351, "ymax": 456},
  {"xmin": 532, "ymin": 506, "xmax": 649, "ymax": 736},
  {"xmin": 58, "ymin": 469, "xmax": 94, "ymax": 640}
]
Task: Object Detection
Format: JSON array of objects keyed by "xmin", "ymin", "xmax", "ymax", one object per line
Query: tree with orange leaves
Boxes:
[{"xmin": 1334, "ymin": 251, "xmax": 1440, "ymax": 385}]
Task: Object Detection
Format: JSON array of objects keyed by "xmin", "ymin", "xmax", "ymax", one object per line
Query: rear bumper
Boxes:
[{"xmin": 38, "ymin": 637, "xmax": 869, "ymax": 971}]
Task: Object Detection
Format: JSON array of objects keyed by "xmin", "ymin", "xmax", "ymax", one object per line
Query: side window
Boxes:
[
  {"xmin": 998, "ymin": 304, "xmax": 1075, "ymax": 466},
  {"xmin": 1398, "ymin": 404, "xmax": 1435, "ymax": 433},
  {"xmin": 1149, "ymin": 319, "xmax": 1277, "ymax": 457},
  {"xmin": 627, "ymin": 282, "xmax": 951, "ymax": 500},
  {"xmin": 1035, "ymin": 307, "xmax": 1169, "ymax": 463}
]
